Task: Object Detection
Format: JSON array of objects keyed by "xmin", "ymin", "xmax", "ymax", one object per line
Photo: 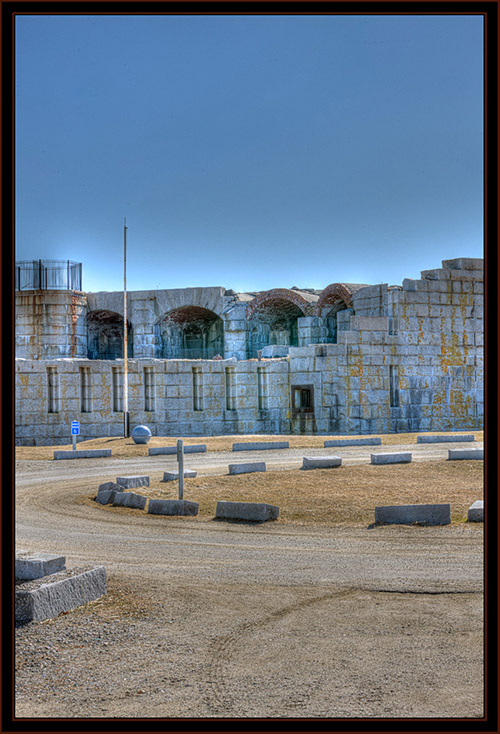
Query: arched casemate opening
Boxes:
[
  {"xmin": 314, "ymin": 283, "xmax": 365, "ymax": 343},
  {"xmin": 87, "ymin": 310, "xmax": 133, "ymax": 360},
  {"xmin": 246, "ymin": 289, "xmax": 314, "ymax": 358},
  {"xmin": 156, "ymin": 306, "xmax": 224, "ymax": 359}
]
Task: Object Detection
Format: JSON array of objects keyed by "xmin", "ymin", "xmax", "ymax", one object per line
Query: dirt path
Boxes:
[{"xmin": 15, "ymin": 453, "xmax": 484, "ymax": 719}]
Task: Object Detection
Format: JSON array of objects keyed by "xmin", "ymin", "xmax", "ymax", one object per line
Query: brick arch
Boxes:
[
  {"xmin": 156, "ymin": 305, "xmax": 222, "ymax": 327},
  {"xmin": 246, "ymin": 289, "xmax": 314, "ymax": 320},
  {"xmin": 155, "ymin": 305, "xmax": 224, "ymax": 359},
  {"xmin": 313, "ymin": 284, "xmax": 355, "ymax": 317}
]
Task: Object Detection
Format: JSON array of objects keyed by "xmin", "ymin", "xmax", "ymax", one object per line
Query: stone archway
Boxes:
[
  {"xmin": 314, "ymin": 283, "xmax": 366, "ymax": 343},
  {"xmin": 87, "ymin": 310, "xmax": 133, "ymax": 360},
  {"xmin": 246, "ymin": 290, "xmax": 313, "ymax": 357},
  {"xmin": 156, "ymin": 306, "xmax": 224, "ymax": 359}
]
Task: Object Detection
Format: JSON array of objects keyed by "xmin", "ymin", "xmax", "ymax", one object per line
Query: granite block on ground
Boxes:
[{"xmin": 15, "ymin": 565, "xmax": 106, "ymax": 623}]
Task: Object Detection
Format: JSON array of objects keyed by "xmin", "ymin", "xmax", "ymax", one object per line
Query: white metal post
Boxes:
[
  {"xmin": 177, "ymin": 439, "xmax": 184, "ymax": 500},
  {"xmin": 124, "ymin": 218, "xmax": 129, "ymax": 438}
]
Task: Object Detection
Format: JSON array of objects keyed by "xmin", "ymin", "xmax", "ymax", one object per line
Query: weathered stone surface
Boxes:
[
  {"xmin": 15, "ymin": 552, "xmax": 66, "ymax": 581},
  {"xmin": 324, "ymin": 438, "xmax": 381, "ymax": 447},
  {"xmin": 98, "ymin": 481, "xmax": 122, "ymax": 493},
  {"xmin": 54, "ymin": 449, "xmax": 112, "ymax": 460},
  {"xmin": 148, "ymin": 444, "xmax": 207, "ymax": 455},
  {"xmin": 112, "ymin": 492, "xmax": 147, "ymax": 510},
  {"xmin": 232, "ymin": 441, "xmax": 289, "ymax": 451},
  {"xmin": 350, "ymin": 316, "xmax": 389, "ymax": 331},
  {"xmin": 442, "ymin": 257, "xmax": 484, "ymax": 271},
  {"xmin": 371, "ymin": 452, "xmax": 412, "ymax": 464},
  {"xmin": 15, "ymin": 566, "xmax": 107, "ymax": 623},
  {"xmin": 228, "ymin": 462, "xmax": 266, "ymax": 475},
  {"xmin": 467, "ymin": 500, "xmax": 484, "ymax": 522},
  {"xmin": 148, "ymin": 499, "xmax": 199, "ymax": 516},
  {"xmin": 417, "ymin": 434, "xmax": 475, "ymax": 443},
  {"xmin": 95, "ymin": 482, "xmax": 123, "ymax": 505},
  {"xmin": 375, "ymin": 504, "xmax": 451, "ymax": 526},
  {"xmin": 95, "ymin": 490, "xmax": 115, "ymax": 505},
  {"xmin": 14, "ymin": 256, "xmax": 484, "ymax": 445},
  {"xmin": 260, "ymin": 345, "xmax": 290, "ymax": 358},
  {"xmin": 215, "ymin": 501, "xmax": 279, "ymax": 522},
  {"xmin": 162, "ymin": 470, "xmax": 197, "ymax": 482},
  {"xmin": 116, "ymin": 475, "xmax": 150, "ymax": 488},
  {"xmin": 448, "ymin": 448, "xmax": 484, "ymax": 460},
  {"xmin": 302, "ymin": 455, "xmax": 342, "ymax": 469}
]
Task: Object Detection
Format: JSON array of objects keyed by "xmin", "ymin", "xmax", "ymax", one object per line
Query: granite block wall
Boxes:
[{"xmin": 15, "ymin": 258, "xmax": 483, "ymax": 444}]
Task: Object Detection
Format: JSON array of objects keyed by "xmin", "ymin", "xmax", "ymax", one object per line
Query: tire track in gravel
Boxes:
[
  {"xmin": 205, "ymin": 586, "xmax": 483, "ymax": 717},
  {"xmin": 205, "ymin": 588, "xmax": 356, "ymax": 713}
]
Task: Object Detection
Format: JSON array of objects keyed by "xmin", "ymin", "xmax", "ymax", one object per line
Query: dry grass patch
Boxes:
[
  {"xmin": 16, "ymin": 430, "xmax": 484, "ymax": 462},
  {"xmin": 97, "ymin": 459, "xmax": 483, "ymax": 527}
]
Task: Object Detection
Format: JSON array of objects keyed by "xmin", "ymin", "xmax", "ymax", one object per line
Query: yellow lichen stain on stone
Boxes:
[
  {"xmin": 100, "ymin": 383, "xmax": 112, "ymax": 416},
  {"xmin": 439, "ymin": 329, "xmax": 464, "ymax": 371},
  {"xmin": 458, "ymin": 290, "xmax": 473, "ymax": 318},
  {"xmin": 462, "ymin": 331, "xmax": 469, "ymax": 359},
  {"xmin": 400, "ymin": 301, "xmax": 410, "ymax": 330},
  {"xmin": 416, "ymin": 317, "xmax": 425, "ymax": 344},
  {"xmin": 398, "ymin": 366, "xmax": 409, "ymax": 390},
  {"xmin": 449, "ymin": 390, "xmax": 474, "ymax": 423},
  {"xmin": 348, "ymin": 354, "xmax": 363, "ymax": 378},
  {"xmin": 445, "ymin": 280, "xmax": 453, "ymax": 305},
  {"xmin": 19, "ymin": 374, "xmax": 29, "ymax": 386}
]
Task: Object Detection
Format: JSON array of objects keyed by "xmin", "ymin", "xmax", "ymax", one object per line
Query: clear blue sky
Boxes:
[{"xmin": 15, "ymin": 13, "xmax": 483, "ymax": 293}]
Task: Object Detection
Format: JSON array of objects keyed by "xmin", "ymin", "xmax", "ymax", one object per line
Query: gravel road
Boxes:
[{"xmin": 15, "ymin": 445, "xmax": 484, "ymax": 720}]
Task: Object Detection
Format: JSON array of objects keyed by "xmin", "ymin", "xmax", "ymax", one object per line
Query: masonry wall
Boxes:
[
  {"xmin": 15, "ymin": 291, "xmax": 87, "ymax": 359},
  {"xmin": 15, "ymin": 257, "xmax": 484, "ymax": 445}
]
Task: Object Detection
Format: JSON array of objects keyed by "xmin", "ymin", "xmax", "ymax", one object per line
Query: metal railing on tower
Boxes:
[{"xmin": 15, "ymin": 260, "xmax": 82, "ymax": 291}]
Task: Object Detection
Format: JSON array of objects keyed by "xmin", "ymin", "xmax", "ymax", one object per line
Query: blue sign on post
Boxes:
[{"xmin": 71, "ymin": 421, "xmax": 80, "ymax": 435}]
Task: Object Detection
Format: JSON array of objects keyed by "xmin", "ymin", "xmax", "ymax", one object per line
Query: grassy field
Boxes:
[
  {"xmin": 83, "ymin": 459, "xmax": 484, "ymax": 527},
  {"xmin": 16, "ymin": 430, "xmax": 484, "ymax": 461}
]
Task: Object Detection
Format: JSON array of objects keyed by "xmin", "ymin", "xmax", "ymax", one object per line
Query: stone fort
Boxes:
[{"xmin": 15, "ymin": 257, "xmax": 484, "ymax": 445}]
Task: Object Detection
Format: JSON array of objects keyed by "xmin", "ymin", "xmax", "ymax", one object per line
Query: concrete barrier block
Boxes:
[
  {"xmin": 448, "ymin": 448, "xmax": 484, "ymax": 460},
  {"xmin": 15, "ymin": 566, "xmax": 107, "ymax": 623},
  {"xmin": 148, "ymin": 444, "xmax": 207, "ymax": 456},
  {"xmin": 324, "ymin": 438, "xmax": 382, "ymax": 447},
  {"xmin": 112, "ymin": 492, "xmax": 147, "ymax": 510},
  {"xmin": 162, "ymin": 470, "xmax": 197, "ymax": 482},
  {"xmin": 215, "ymin": 501, "xmax": 279, "ymax": 522},
  {"xmin": 148, "ymin": 499, "xmax": 199, "ymax": 516},
  {"xmin": 302, "ymin": 456, "xmax": 342, "ymax": 470},
  {"xmin": 228, "ymin": 462, "xmax": 266, "ymax": 475},
  {"xmin": 467, "ymin": 500, "xmax": 484, "ymax": 522},
  {"xmin": 15, "ymin": 552, "xmax": 66, "ymax": 581},
  {"xmin": 116, "ymin": 475, "xmax": 150, "ymax": 488},
  {"xmin": 371, "ymin": 452, "xmax": 412, "ymax": 465},
  {"xmin": 53, "ymin": 449, "xmax": 112, "ymax": 460},
  {"xmin": 417, "ymin": 434, "xmax": 475, "ymax": 443},
  {"xmin": 232, "ymin": 441, "xmax": 289, "ymax": 452},
  {"xmin": 375, "ymin": 504, "xmax": 451, "ymax": 525}
]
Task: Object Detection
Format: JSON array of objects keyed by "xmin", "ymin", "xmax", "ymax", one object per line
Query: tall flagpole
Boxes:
[{"xmin": 123, "ymin": 218, "xmax": 129, "ymax": 438}]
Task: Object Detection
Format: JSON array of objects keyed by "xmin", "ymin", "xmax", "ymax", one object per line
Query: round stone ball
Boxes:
[{"xmin": 131, "ymin": 425, "xmax": 152, "ymax": 444}]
